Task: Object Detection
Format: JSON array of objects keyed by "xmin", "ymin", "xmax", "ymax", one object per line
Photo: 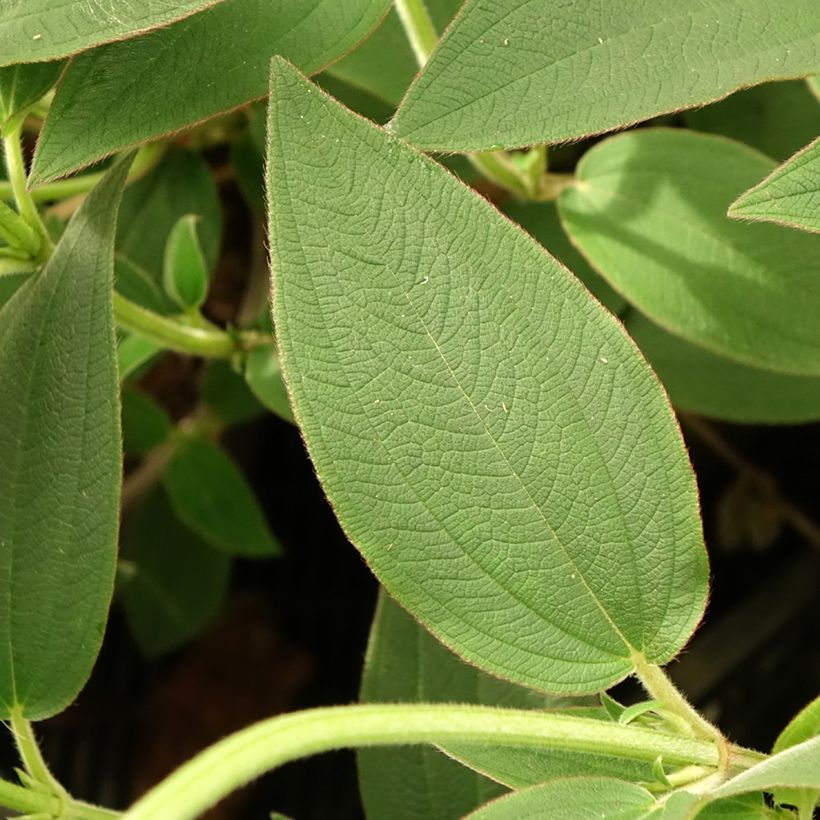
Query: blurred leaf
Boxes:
[
  {"xmin": 683, "ymin": 80, "xmax": 820, "ymax": 162},
  {"xmin": 115, "ymin": 255, "xmax": 172, "ymax": 314},
  {"xmin": 0, "ymin": 270, "xmax": 29, "ymax": 309},
  {"xmin": 245, "ymin": 345, "xmax": 294, "ymax": 423},
  {"xmin": 121, "ymin": 491, "xmax": 230, "ymax": 658},
  {"xmin": 0, "ymin": 158, "xmax": 130, "ymax": 719},
  {"xmin": 730, "ymin": 136, "xmax": 820, "ymax": 234},
  {"xmin": 626, "ymin": 312, "xmax": 820, "ymax": 424},
  {"xmin": 560, "ymin": 129, "xmax": 820, "ymax": 376},
  {"xmin": 163, "ymin": 437, "xmax": 281, "ymax": 557},
  {"xmin": 201, "ymin": 359, "xmax": 264, "ymax": 426},
  {"xmin": 117, "ymin": 149, "xmax": 222, "ymax": 280},
  {"xmin": 163, "ymin": 215, "xmax": 208, "ymax": 310},
  {"xmin": 122, "ymin": 388, "xmax": 172, "ymax": 458},
  {"xmin": 118, "ymin": 335, "xmax": 164, "ymax": 382},
  {"xmin": 0, "ymin": 61, "xmax": 63, "ymax": 128},
  {"xmin": 32, "ymin": 0, "xmax": 393, "ymax": 182}
]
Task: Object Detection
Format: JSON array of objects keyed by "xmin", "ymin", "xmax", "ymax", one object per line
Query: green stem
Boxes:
[
  {"xmin": 0, "ymin": 775, "xmax": 60, "ymax": 816},
  {"xmin": 470, "ymin": 151, "xmax": 533, "ymax": 199},
  {"xmin": 123, "ymin": 703, "xmax": 762, "ymax": 820},
  {"xmin": 113, "ymin": 292, "xmax": 270, "ymax": 360},
  {"xmin": 0, "ymin": 198, "xmax": 40, "ymax": 255},
  {"xmin": 2, "ymin": 126, "xmax": 52, "ymax": 261},
  {"xmin": 67, "ymin": 800, "xmax": 122, "ymax": 820},
  {"xmin": 394, "ymin": 0, "xmax": 438, "ymax": 65},
  {"xmin": 10, "ymin": 708, "xmax": 65, "ymax": 797}
]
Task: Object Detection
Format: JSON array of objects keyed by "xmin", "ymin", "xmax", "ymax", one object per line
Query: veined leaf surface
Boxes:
[
  {"xmin": 0, "ymin": 0, "xmax": 221, "ymax": 66},
  {"xmin": 729, "ymin": 136, "xmax": 820, "ymax": 234},
  {"xmin": 267, "ymin": 60, "xmax": 707, "ymax": 694},
  {"xmin": 0, "ymin": 159, "xmax": 130, "ymax": 719},
  {"xmin": 31, "ymin": 0, "xmax": 391, "ymax": 183},
  {"xmin": 559, "ymin": 130, "xmax": 820, "ymax": 376},
  {"xmin": 391, "ymin": 0, "xmax": 820, "ymax": 152}
]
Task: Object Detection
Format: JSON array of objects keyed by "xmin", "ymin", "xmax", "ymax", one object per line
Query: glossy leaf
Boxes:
[
  {"xmin": 466, "ymin": 778, "xmax": 655, "ymax": 819},
  {"xmin": 559, "ymin": 129, "xmax": 820, "ymax": 376},
  {"xmin": 729, "ymin": 136, "xmax": 820, "ymax": 234},
  {"xmin": 121, "ymin": 388, "xmax": 171, "ymax": 458},
  {"xmin": 712, "ymin": 737, "xmax": 820, "ymax": 800},
  {"xmin": 682, "ymin": 80, "xmax": 820, "ymax": 163},
  {"xmin": 163, "ymin": 437, "xmax": 281, "ymax": 557},
  {"xmin": 0, "ymin": 159, "xmax": 130, "ymax": 719},
  {"xmin": 391, "ymin": 0, "xmax": 820, "ymax": 152},
  {"xmin": 163, "ymin": 215, "xmax": 208, "ymax": 310},
  {"xmin": 359, "ymin": 593, "xmax": 508, "ymax": 819},
  {"xmin": 0, "ymin": 0, "xmax": 220, "ymax": 66},
  {"xmin": 626, "ymin": 313, "xmax": 820, "ymax": 424},
  {"xmin": 117, "ymin": 150, "xmax": 222, "ymax": 280},
  {"xmin": 32, "ymin": 0, "xmax": 392, "ymax": 182},
  {"xmin": 0, "ymin": 61, "xmax": 63, "ymax": 128},
  {"xmin": 244, "ymin": 345, "xmax": 294, "ymax": 424},
  {"xmin": 121, "ymin": 491, "xmax": 230, "ymax": 657},
  {"xmin": 771, "ymin": 696, "xmax": 820, "ymax": 815},
  {"xmin": 268, "ymin": 61, "xmax": 707, "ymax": 694}
]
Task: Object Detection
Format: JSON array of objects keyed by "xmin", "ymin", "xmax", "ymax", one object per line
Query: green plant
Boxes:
[{"xmin": 0, "ymin": 1, "xmax": 818, "ymax": 819}]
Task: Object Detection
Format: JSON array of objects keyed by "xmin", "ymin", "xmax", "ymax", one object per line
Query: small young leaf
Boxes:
[
  {"xmin": 121, "ymin": 491, "xmax": 230, "ymax": 657},
  {"xmin": 31, "ymin": 0, "xmax": 392, "ymax": 182},
  {"xmin": 0, "ymin": 0, "xmax": 220, "ymax": 66},
  {"xmin": 619, "ymin": 701, "xmax": 664, "ymax": 726},
  {"xmin": 118, "ymin": 335, "xmax": 164, "ymax": 382},
  {"xmin": 770, "ymin": 696, "xmax": 820, "ymax": 815},
  {"xmin": 244, "ymin": 345, "xmax": 294, "ymax": 424},
  {"xmin": 163, "ymin": 437, "xmax": 281, "ymax": 557},
  {"xmin": 600, "ymin": 693, "xmax": 626, "ymax": 723},
  {"xmin": 201, "ymin": 360, "xmax": 264, "ymax": 426},
  {"xmin": 0, "ymin": 61, "xmax": 63, "ymax": 128},
  {"xmin": 115, "ymin": 256, "xmax": 172, "ymax": 314},
  {"xmin": 0, "ymin": 158, "xmax": 131, "ymax": 719},
  {"xmin": 729, "ymin": 136, "xmax": 820, "ymax": 234},
  {"xmin": 559, "ymin": 129, "xmax": 820, "ymax": 376},
  {"xmin": 391, "ymin": 0, "xmax": 820, "ymax": 152},
  {"xmin": 121, "ymin": 389, "xmax": 172, "ymax": 458},
  {"xmin": 268, "ymin": 61, "xmax": 707, "ymax": 694},
  {"xmin": 117, "ymin": 149, "xmax": 222, "ymax": 280},
  {"xmin": 466, "ymin": 778, "xmax": 655, "ymax": 819},
  {"xmin": 163, "ymin": 215, "xmax": 208, "ymax": 310}
]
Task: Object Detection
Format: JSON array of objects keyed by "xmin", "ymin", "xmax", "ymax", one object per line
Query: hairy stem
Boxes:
[
  {"xmin": 0, "ymin": 774, "xmax": 60, "ymax": 816},
  {"xmin": 10, "ymin": 708, "xmax": 65, "ymax": 797},
  {"xmin": 394, "ymin": 0, "xmax": 438, "ymax": 66},
  {"xmin": 123, "ymin": 703, "xmax": 763, "ymax": 820}
]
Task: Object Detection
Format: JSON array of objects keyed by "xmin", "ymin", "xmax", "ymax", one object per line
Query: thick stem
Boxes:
[
  {"xmin": 122, "ymin": 703, "xmax": 756, "ymax": 820},
  {"xmin": 113, "ymin": 292, "xmax": 269, "ymax": 360},
  {"xmin": 394, "ymin": 0, "xmax": 438, "ymax": 65}
]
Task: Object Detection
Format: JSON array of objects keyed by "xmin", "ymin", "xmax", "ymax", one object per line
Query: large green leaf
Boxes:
[
  {"xmin": 729, "ymin": 136, "xmax": 820, "ymax": 234},
  {"xmin": 0, "ymin": 61, "xmax": 63, "ymax": 128},
  {"xmin": 268, "ymin": 60, "xmax": 707, "ymax": 695},
  {"xmin": 31, "ymin": 0, "xmax": 392, "ymax": 183},
  {"xmin": 467, "ymin": 778, "xmax": 656, "ymax": 819},
  {"xmin": 626, "ymin": 313, "xmax": 820, "ymax": 424},
  {"xmin": 682, "ymin": 80, "xmax": 820, "ymax": 163},
  {"xmin": 359, "ymin": 592, "xmax": 508, "ymax": 819},
  {"xmin": 0, "ymin": 0, "xmax": 220, "ymax": 66},
  {"xmin": 391, "ymin": 0, "xmax": 820, "ymax": 152},
  {"xmin": 559, "ymin": 129, "xmax": 820, "ymax": 376},
  {"xmin": 0, "ymin": 159, "xmax": 130, "ymax": 719}
]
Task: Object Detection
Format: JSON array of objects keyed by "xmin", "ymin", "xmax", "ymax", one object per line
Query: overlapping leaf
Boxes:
[
  {"xmin": 268, "ymin": 60, "xmax": 707, "ymax": 694},
  {"xmin": 0, "ymin": 159, "xmax": 130, "ymax": 719},
  {"xmin": 32, "ymin": 0, "xmax": 392, "ymax": 182},
  {"xmin": 391, "ymin": 0, "xmax": 820, "ymax": 152}
]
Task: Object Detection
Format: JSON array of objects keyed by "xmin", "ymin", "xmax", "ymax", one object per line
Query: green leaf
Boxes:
[
  {"xmin": 391, "ymin": 0, "xmax": 820, "ymax": 152},
  {"xmin": 466, "ymin": 778, "xmax": 656, "ymax": 819},
  {"xmin": 201, "ymin": 360, "xmax": 264, "ymax": 426},
  {"xmin": 502, "ymin": 201, "xmax": 625, "ymax": 315},
  {"xmin": 163, "ymin": 437, "xmax": 281, "ymax": 557},
  {"xmin": 117, "ymin": 149, "xmax": 222, "ymax": 281},
  {"xmin": 244, "ymin": 344, "xmax": 294, "ymax": 424},
  {"xmin": 31, "ymin": 0, "xmax": 393, "ymax": 182},
  {"xmin": 712, "ymin": 737, "xmax": 820, "ymax": 800},
  {"xmin": 0, "ymin": 0, "xmax": 221, "ymax": 66},
  {"xmin": 559, "ymin": 129, "xmax": 820, "ymax": 376},
  {"xmin": 359, "ymin": 592, "xmax": 508, "ymax": 819},
  {"xmin": 682, "ymin": 80, "xmax": 820, "ymax": 163},
  {"xmin": 115, "ymin": 255, "xmax": 172, "ymax": 314},
  {"xmin": 121, "ymin": 491, "xmax": 230, "ymax": 657},
  {"xmin": 626, "ymin": 312, "xmax": 820, "ymax": 424},
  {"xmin": 118, "ymin": 335, "xmax": 164, "ymax": 381},
  {"xmin": 121, "ymin": 388, "xmax": 171, "ymax": 458},
  {"xmin": 0, "ymin": 157, "xmax": 131, "ymax": 719},
  {"xmin": 163, "ymin": 215, "xmax": 208, "ymax": 310},
  {"xmin": 0, "ymin": 61, "xmax": 63, "ymax": 128},
  {"xmin": 771, "ymin": 696, "xmax": 820, "ymax": 815},
  {"xmin": 810, "ymin": 76, "xmax": 820, "ymax": 101},
  {"xmin": 729, "ymin": 136, "xmax": 820, "ymax": 234},
  {"xmin": 267, "ymin": 60, "xmax": 707, "ymax": 694},
  {"xmin": 0, "ymin": 270, "xmax": 29, "ymax": 309}
]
